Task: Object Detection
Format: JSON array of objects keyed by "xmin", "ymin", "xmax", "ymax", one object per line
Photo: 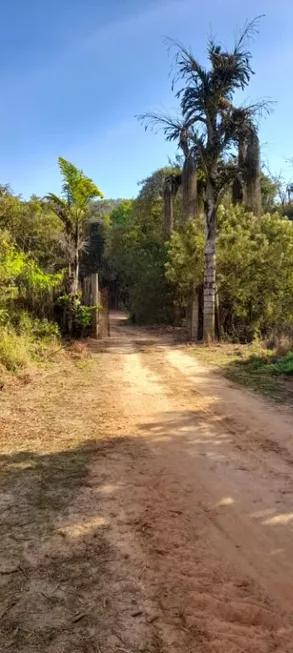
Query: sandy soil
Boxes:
[{"xmin": 1, "ymin": 314, "xmax": 293, "ymax": 652}]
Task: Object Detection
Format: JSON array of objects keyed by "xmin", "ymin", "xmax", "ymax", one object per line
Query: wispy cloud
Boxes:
[{"xmin": 0, "ymin": 0, "xmax": 196, "ymax": 93}]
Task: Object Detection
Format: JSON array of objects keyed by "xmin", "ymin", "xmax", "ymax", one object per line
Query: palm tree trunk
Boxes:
[
  {"xmin": 203, "ymin": 184, "xmax": 217, "ymax": 342},
  {"xmin": 163, "ymin": 181, "xmax": 174, "ymax": 237},
  {"xmin": 232, "ymin": 136, "xmax": 246, "ymax": 205},
  {"xmin": 163, "ymin": 175, "xmax": 181, "ymax": 237},
  {"xmin": 182, "ymin": 155, "xmax": 199, "ymax": 340},
  {"xmin": 70, "ymin": 250, "xmax": 79, "ymax": 295},
  {"xmin": 245, "ymin": 129, "xmax": 261, "ymax": 217},
  {"xmin": 182, "ymin": 156, "xmax": 197, "ymax": 222}
]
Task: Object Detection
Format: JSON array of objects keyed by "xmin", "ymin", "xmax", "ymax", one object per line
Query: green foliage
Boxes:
[
  {"xmin": 217, "ymin": 205, "xmax": 293, "ymax": 338},
  {"xmin": 166, "ymin": 204, "xmax": 293, "ymax": 340},
  {"xmin": 0, "ymin": 231, "xmax": 61, "ymax": 307},
  {"xmin": 249, "ymin": 351, "xmax": 293, "ymax": 376},
  {"xmin": 58, "ymin": 157, "xmax": 104, "ymax": 208},
  {"xmin": 0, "ymin": 230, "xmax": 62, "ymax": 373},
  {"xmin": 15, "ymin": 311, "xmax": 60, "ymax": 339},
  {"xmin": 56, "ymin": 295, "xmax": 97, "ymax": 337},
  {"xmin": 110, "ymin": 200, "xmax": 134, "ymax": 226},
  {"xmin": 0, "ymin": 188, "xmax": 63, "ymax": 270},
  {"xmin": 47, "ymin": 158, "xmax": 104, "ymax": 298},
  {"xmin": 269, "ymin": 352, "xmax": 293, "ymax": 375},
  {"xmin": 260, "ymin": 173, "xmax": 279, "ymax": 213},
  {"xmin": 107, "ymin": 171, "xmax": 176, "ymax": 323},
  {"xmin": 166, "ymin": 220, "xmax": 204, "ymax": 306},
  {"xmin": 0, "ymin": 157, "xmax": 105, "ymax": 364}
]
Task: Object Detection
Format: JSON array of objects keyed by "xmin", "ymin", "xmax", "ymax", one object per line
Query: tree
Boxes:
[
  {"xmin": 46, "ymin": 158, "xmax": 103, "ymax": 294},
  {"xmin": 259, "ymin": 172, "xmax": 278, "ymax": 213},
  {"xmin": 110, "ymin": 200, "xmax": 134, "ymax": 226},
  {"xmin": 0, "ymin": 187, "xmax": 64, "ymax": 272},
  {"xmin": 0, "ymin": 230, "xmax": 61, "ymax": 316},
  {"xmin": 166, "ymin": 205, "xmax": 293, "ymax": 341},
  {"xmin": 107, "ymin": 170, "xmax": 177, "ymax": 323},
  {"xmin": 140, "ymin": 19, "xmax": 267, "ymax": 341}
]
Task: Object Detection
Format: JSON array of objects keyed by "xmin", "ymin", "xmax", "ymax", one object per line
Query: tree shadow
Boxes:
[
  {"xmin": 0, "ymin": 437, "xmax": 162, "ymax": 653},
  {"xmin": 1, "ymin": 410, "xmax": 293, "ymax": 652}
]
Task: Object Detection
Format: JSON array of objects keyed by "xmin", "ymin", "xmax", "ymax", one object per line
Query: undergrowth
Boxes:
[{"xmin": 0, "ymin": 312, "xmax": 61, "ymax": 372}]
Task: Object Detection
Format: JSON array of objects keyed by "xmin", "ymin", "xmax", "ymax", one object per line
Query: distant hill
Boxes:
[{"xmin": 88, "ymin": 199, "xmax": 125, "ymax": 223}]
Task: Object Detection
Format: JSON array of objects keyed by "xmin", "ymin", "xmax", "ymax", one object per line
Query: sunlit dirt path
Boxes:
[{"xmin": 1, "ymin": 314, "xmax": 293, "ymax": 652}]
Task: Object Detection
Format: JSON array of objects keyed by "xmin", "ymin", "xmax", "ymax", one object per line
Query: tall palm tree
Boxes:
[
  {"xmin": 140, "ymin": 18, "xmax": 267, "ymax": 341},
  {"xmin": 231, "ymin": 109, "xmax": 262, "ymax": 216}
]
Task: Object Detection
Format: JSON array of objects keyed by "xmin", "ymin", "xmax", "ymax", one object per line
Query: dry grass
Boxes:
[
  {"xmin": 0, "ymin": 338, "xmax": 164, "ymax": 653},
  {"xmin": 0, "ymin": 343, "xmax": 116, "ymax": 653},
  {"xmin": 188, "ymin": 342, "xmax": 293, "ymax": 404}
]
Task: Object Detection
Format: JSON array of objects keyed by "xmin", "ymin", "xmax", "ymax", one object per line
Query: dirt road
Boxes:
[{"xmin": 1, "ymin": 315, "xmax": 293, "ymax": 652}]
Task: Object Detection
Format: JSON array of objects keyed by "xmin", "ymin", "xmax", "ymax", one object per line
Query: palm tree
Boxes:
[
  {"xmin": 139, "ymin": 18, "xmax": 268, "ymax": 341},
  {"xmin": 231, "ymin": 108, "xmax": 262, "ymax": 216},
  {"xmin": 46, "ymin": 158, "xmax": 103, "ymax": 295}
]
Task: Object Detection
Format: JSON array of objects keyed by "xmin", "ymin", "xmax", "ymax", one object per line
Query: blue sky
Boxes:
[{"xmin": 0, "ymin": 0, "xmax": 292, "ymax": 199}]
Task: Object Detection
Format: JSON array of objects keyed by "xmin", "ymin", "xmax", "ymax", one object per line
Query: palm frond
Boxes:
[
  {"xmin": 44, "ymin": 193, "xmax": 72, "ymax": 232},
  {"xmin": 208, "ymin": 16, "xmax": 264, "ymax": 100},
  {"xmin": 45, "ymin": 193, "xmax": 67, "ymax": 208},
  {"xmin": 235, "ymin": 15, "xmax": 265, "ymax": 51},
  {"xmin": 164, "ymin": 38, "xmax": 209, "ymax": 90},
  {"xmin": 136, "ymin": 111, "xmax": 185, "ymax": 142},
  {"xmin": 240, "ymin": 98, "xmax": 275, "ymax": 120}
]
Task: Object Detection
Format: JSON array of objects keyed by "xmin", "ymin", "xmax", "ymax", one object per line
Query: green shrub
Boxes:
[
  {"xmin": 244, "ymin": 350, "xmax": 293, "ymax": 376},
  {"xmin": 268, "ymin": 352, "xmax": 293, "ymax": 376},
  {"xmin": 56, "ymin": 294, "xmax": 97, "ymax": 337},
  {"xmin": 15, "ymin": 311, "xmax": 60, "ymax": 339}
]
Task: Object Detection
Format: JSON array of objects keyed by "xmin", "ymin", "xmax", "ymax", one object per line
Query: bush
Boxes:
[
  {"xmin": 15, "ymin": 311, "xmax": 60, "ymax": 339},
  {"xmin": 56, "ymin": 295, "xmax": 97, "ymax": 337},
  {"xmin": 267, "ymin": 352, "xmax": 293, "ymax": 376}
]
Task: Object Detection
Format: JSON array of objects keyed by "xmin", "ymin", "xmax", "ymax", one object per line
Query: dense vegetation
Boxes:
[
  {"xmin": 106, "ymin": 170, "xmax": 293, "ymax": 342},
  {"xmin": 0, "ymin": 159, "xmax": 104, "ymax": 372}
]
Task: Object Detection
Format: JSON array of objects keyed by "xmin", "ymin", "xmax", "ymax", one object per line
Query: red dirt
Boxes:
[{"xmin": 1, "ymin": 313, "xmax": 293, "ymax": 652}]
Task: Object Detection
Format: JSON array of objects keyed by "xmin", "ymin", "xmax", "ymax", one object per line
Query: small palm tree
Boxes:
[
  {"xmin": 46, "ymin": 158, "xmax": 103, "ymax": 295},
  {"xmin": 139, "ymin": 18, "xmax": 270, "ymax": 341}
]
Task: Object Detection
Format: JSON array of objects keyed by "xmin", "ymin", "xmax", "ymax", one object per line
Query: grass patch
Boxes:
[
  {"xmin": 0, "ymin": 316, "xmax": 62, "ymax": 373},
  {"xmin": 0, "ymin": 327, "xmax": 31, "ymax": 371},
  {"xmin": 188, "ymin": 343, "xmax": 293, "ymax": 404}
]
